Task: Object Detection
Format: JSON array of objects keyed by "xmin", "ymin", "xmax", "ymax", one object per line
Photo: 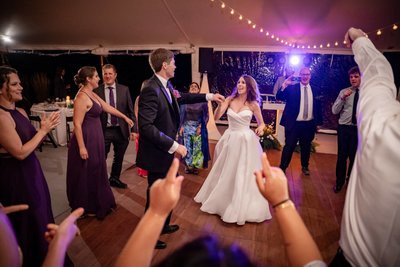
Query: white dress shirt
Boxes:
[
  {"xmin": 339, "ymin": 37, "xmax": 400, "ymax": 266},
  {"xmin": 296, "ymin": 84, "xmax": 314, "ymax": 121}
]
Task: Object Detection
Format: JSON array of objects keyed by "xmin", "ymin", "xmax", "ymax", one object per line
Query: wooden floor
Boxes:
[{"xmin": 66, "ymin": 144, "xmax": 347, "ymax": 267}]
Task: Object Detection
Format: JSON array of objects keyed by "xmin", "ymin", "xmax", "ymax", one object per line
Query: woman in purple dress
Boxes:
[
  {"xmin": 0, "ymin": 66, "xmax": 60, "ymax": 267},
  {"xmin": 67, "ymin": 66, "xmax": 133, "ymax": 219}
]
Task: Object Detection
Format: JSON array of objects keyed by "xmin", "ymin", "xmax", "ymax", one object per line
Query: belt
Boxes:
[{"xmin": 106, "ymin": 126, "xmax": 120, "ymax": 129}]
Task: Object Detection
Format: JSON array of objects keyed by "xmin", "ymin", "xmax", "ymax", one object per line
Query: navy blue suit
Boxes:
[
  {"xmin": 137, "ymin": 74, "xmax": 207, "ymax": 227},
  {"xmin": 276, "ymin": 83, "xmax": 322, "ymax": 170}
]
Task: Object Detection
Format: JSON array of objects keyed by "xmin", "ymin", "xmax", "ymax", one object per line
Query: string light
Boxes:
[{"xmin": 208, "ymin": 0, "xmax": 399, "ymax": 50}]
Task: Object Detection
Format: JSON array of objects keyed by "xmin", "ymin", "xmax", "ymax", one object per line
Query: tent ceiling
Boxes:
[{"xmin": 1, "ymin": 0, "xmax": 399, "ymax": 53}]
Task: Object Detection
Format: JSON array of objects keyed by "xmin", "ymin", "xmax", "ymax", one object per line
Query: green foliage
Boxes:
[{"xmin": 294, "ymin": 141, "xmax": 319, "ymax": 153}]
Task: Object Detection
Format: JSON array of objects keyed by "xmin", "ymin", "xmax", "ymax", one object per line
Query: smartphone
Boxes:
[{"xmin": 291, "ymin": 76, "xmax": 301, "ymax": 82}]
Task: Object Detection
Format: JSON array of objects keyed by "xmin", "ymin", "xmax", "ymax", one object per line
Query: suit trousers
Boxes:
[
  {"xmin": 280, "ymin": 120, "xmax": 315, "ymax": 170},
  {"xmin": 145, "ymin": 171, "xmax": 171, "ymax": 230},
  {"xmin": 335, "ymin": 125, "xmax": 358, "ymax": 187},
  {"xmin": 104, "ymin": 127, "xmax": 129, "ymax": 180}
]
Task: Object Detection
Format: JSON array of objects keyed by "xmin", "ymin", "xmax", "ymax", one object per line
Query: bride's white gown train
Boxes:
[{"xmin": 194, "ymin": 108, "xmax": 272, "ymax": 225}]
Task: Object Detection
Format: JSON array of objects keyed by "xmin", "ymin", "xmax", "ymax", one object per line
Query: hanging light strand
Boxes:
[{"xmin": 209, "ymin": 1, "xmax": 399, "ymax": 50}]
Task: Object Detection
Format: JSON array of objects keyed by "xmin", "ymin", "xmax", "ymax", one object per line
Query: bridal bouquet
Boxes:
[{"xmin": 259, "ymin": 123, "xmax": 281, "ymax": 150}]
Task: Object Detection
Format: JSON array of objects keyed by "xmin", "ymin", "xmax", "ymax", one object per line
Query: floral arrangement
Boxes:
[
  {"xmin": 295, "ymin": 141, "xmax": 319, "ymax": 153},
  {"xmin": 259, "ymin": 123, "xmax": 281, "ymax": 150}
]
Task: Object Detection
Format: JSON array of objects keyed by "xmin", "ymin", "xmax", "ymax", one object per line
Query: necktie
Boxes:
[
  {"xmin": 351, "ymin": 89, "xmax": 359, "ymax": 124},
  {"xmin": 108, "ymin": 87, "xmax": 118, "ymax": 125},
  {"xmin": 303, "ymin": 86, "xmax": 309, "ymax": 119},
  {"xmin": 165, "ymin": 83, "xmax": 173, "ymax": 104}
]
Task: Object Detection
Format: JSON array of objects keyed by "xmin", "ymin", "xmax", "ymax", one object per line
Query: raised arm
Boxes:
[
  {"xmin": 115, "ymin": 158, "xmax": 184, "ymax": 267},
  {"xmin": 214, "ymin": 96, "xmax": 231, "ymax": 121},
  {"xmin": 0, "ymin": 109, "xmax": 60, "ymax": 160},
  {"xmin": 255, "ymin": 153, "xmax": 324, "ymax": 267}
]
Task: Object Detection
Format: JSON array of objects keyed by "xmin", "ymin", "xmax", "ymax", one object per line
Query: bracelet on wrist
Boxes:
[{"xmin": 273, "ymin": 199, "xmax": 294, "ymax": 210}]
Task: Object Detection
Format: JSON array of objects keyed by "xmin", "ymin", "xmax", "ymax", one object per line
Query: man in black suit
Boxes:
[
  {"xmin": 276, "ymin": 67, "xmax": 322, "ymax": 175},
  {"xmin": 137, "ymin": 48, "xmax": 224, "ymax": 249},
  {"xmin": 95, "ymin": 64, "xmax": 135, "ymax": 189}
]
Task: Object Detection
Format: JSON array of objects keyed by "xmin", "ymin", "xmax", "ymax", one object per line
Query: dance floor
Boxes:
[{"xmin": 58, "ymin": 142, "xmax": 346, "ymax": 267}]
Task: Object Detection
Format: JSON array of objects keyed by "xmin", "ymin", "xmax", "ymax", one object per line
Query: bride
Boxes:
[{"xmin": 194, "ymin": 75, "xmax": 272, "ymax": 225}]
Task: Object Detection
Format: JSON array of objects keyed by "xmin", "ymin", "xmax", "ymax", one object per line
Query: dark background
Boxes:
[{"xmin": 1, "ymin": 50, "xmax": 399, "ymax": 130}]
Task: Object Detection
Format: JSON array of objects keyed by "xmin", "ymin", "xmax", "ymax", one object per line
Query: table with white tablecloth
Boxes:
[{"xmin": 30, "ymin": 103, "xmax": 74, "ymax": 146}]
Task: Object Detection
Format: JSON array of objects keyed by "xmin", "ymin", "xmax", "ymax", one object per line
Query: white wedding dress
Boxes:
[{"xmin": 194, "ymin": 108, "xmax": 272, "ymax": 225}]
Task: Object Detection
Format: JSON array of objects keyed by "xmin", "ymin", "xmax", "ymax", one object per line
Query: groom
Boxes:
[{"xmin": 136, "ymin": 48, "xmax": 224, "ymax": 249}]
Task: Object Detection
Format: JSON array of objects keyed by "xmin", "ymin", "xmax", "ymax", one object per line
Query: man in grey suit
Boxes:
[{"xmin": 95, "ymin": 64, "xmax": 135, "ymax": 189}]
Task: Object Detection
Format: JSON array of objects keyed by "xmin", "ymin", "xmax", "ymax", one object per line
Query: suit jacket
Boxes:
[
  {"xmin": 276, "ymin": 83, "xmax": 322, "ymax": 131},
  {"xmin": 94, "ymin": 83, "xmax": 135, "ymax": 140},
  {"xmin": 137, "ymin": 74, "xmax": 207, "ymax": 173}
]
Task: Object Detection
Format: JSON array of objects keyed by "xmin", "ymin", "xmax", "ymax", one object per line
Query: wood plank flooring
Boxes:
[{"xmin": 66, "ymin": 144, "xmax": 347, "ymax": 266}]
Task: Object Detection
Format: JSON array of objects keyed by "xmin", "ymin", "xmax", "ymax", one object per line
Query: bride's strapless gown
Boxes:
[{"xmin": 194, "ymin": 108, "xmax": 272, "ymax": 225}]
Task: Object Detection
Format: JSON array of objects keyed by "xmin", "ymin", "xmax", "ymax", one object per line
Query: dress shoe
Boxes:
[
  {"xmin": 155, "ymin": 240, "xmax": 167, "ymax": 249},
  {"xmin": 301, "ymin": 167, "xmax": 310, "ymax": 176},
  {"xmin": 109, "ymin": 178, "xmax": 127, "ymax": 189},
  {"xmin": 161, "ymin": 224, "xmax": 179, "ymax": 235},
  {"xmin": 333, "ymin": 185, "xmax": 343, "ymax": 193}
]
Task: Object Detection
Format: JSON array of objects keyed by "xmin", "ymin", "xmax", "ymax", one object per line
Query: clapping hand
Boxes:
[
  {"xmin": 149, "ymin": 158, "xmax": 184, "ymax": 217},
  {"xmin": 254, "ymin": 153, "xmax": 289, "ymax": 206},
  {"xmin": 40, "ymin": 112, "xmax": 61, "ymax": 133}
]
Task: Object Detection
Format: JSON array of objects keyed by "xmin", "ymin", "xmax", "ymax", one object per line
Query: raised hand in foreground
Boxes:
[
  {"xmin": 42, "ymin": 208, "xmax": 84, "ymax": 267},
  {"xmin": 255, "ymin": 153, "xmax": 325, "ymax": 267},
  {"xmin": 115, "ymin": 158, "xmax": 184, "ymax": 267}
]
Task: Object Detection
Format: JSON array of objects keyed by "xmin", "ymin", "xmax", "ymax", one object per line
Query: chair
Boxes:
[
  {"xmin": 66, "ymin": 116, "xmax": 73, "ymax": 143},
  {"xmin": 28, "ymin": 115, "xmax": 58, "ymax": 151}
]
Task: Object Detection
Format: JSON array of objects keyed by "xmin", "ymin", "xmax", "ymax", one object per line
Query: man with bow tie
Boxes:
[{"xmin": 137, "ymin": 48, "xmax": 224, "ymax": 249}]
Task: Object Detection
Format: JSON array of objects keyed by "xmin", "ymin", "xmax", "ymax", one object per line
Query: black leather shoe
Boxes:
[
  {"xmin": 161, "ymin": 224, "xmax": 180, "ymax": 235},
  {"xmin": 301, "ymin": 167, "xmax": 310, "ymax": 176},
  {"xmin": 333, "ymin": 185, "xmax": 343, "ymax": 193},
  {"xmin": 109, "ymin": 178, "xmax": 127, "ymax": 189},
  {"xmin": 155, "ymin": 240, "xmax": 167, "ymax": 249}
]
